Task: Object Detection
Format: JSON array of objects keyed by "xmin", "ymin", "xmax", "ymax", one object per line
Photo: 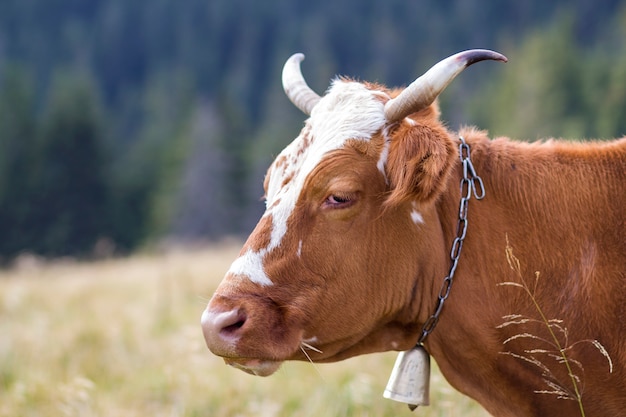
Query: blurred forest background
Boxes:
[{"xmin": 0, "ymin": 0, "xmax": 624, "ymax": 260}]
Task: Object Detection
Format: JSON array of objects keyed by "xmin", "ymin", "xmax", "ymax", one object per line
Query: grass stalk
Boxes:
[{"xmin": 499, "ymin": 238, "xmax": 613, "ymax": 417}]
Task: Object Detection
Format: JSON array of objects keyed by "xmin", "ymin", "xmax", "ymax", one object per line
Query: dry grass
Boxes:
[
  {"xmin": 498, "ymin": 240, "xmax": 613, "ymax": 417},
  {"xmin": 0, "ymin": 244, "xmax": 488, "ymax": 417}
]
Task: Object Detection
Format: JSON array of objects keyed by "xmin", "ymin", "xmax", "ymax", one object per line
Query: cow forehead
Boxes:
[
  {"xmin": 267, "ymin": 80, "xmax": 387, "ymax": 204},
  {"xmin": 228, "ymin": 80, "xmax": 388, "ymax": 286}
]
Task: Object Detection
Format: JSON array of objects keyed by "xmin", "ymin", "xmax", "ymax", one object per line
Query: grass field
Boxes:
[{"xmin": 0, "ymin": 244, "xmax": 489, "ymax": 417}]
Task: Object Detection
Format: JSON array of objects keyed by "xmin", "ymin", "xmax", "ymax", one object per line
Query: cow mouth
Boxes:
[{"xmin": 224, "ymin": 358, "xmax": 282, "ymax": 376}]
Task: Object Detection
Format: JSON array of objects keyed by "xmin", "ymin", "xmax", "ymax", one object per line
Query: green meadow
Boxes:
[{"xmin": 0, "ymin": 245, "xmax": 488, "ymax": 416}]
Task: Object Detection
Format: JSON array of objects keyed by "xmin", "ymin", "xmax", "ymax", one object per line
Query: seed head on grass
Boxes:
[{"xmin": 497, "ymin": 237, "xmax": 613, "ymax": 417}]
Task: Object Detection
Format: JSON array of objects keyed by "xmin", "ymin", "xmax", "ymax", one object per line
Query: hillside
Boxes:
[{"xmin": 0, "ymin": 0, "xmax": 624, "ymax": 258}]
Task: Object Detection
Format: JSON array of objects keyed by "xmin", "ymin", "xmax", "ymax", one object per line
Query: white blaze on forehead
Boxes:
[
  {"xmin": 267, "ymin": 80, "xmax": 387, "ymax": 243},
  {"xmin": 266, "ymin": 80, "xmax": 387, "ymax": 205},
  {"xmin": 227, "ymin": 80, "xmax": 388, "ymax": 286}
]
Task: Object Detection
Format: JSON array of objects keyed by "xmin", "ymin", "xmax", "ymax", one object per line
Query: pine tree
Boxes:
[
  {"xmin": 0, "ymin": 65, "xmax": 38, "ymax": 259},
  {"xmin": 32, "ymin": 69, "xmax": 110, "ymax": 256}
]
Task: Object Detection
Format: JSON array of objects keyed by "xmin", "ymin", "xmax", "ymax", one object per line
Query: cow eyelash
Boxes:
[{"xmin": 323, "ymin": 193, "xmax": 356, "ymax": 208}]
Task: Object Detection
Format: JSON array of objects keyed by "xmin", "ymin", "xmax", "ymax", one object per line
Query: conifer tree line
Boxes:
[{"xmin": 0, "ymin": 0, "xmax": 624, "ymax": 260}]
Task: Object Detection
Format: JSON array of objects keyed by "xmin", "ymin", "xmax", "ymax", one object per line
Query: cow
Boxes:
[{"xmin": 201, "ymin": 49, "xmax": 626, "ymax": 416}]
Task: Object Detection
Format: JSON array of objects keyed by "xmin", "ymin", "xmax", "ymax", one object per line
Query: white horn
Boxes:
[
  {"xmin": 384, "ymin": 49, "xmax": 507, "ymax": 123},
  {"xmin": 282, "ymin": 53, "xmax": 321, "ymax": 115}
]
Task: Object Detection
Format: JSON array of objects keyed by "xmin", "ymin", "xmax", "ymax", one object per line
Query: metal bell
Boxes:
[{"xmin": 383, "ymin": 345, "xmax": 430, "ymax": 411}]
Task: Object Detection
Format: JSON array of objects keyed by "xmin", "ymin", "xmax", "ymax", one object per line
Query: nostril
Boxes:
[
  {"xmin": 202, "ymin": 308, "xmax": 248, "ymax": 344},
  {"xmin": 220, "ymin": 314, "xmax": 247, "ymax": 336}
]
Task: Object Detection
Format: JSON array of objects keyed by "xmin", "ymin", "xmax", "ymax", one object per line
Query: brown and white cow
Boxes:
[{"xmin": 201, "ymin": 50, "xmax": 626, "ymax": 416}]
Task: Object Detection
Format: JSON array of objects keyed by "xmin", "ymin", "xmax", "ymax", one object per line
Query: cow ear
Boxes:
[{"xmin": 385, "ymin": 104, "xmax": 456, "ymax": 206}]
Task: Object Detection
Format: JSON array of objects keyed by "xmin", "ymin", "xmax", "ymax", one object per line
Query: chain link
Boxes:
[{"xmin": 417, "ymin": 136, "xmax": 484, "ymax": 344}]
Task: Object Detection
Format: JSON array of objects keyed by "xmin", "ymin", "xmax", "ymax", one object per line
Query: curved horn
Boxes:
[
  {"xmin": 282, "ymin": 53, "xmax": 321, "ymax": 115},
  {"xmin": 384, "ymin": 49, "xmax": 507, "ymax": 123}
]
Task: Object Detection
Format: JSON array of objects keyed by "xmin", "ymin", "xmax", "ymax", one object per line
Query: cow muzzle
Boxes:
[
  {"xmin": 201, "ymin": 306, "xmax": 283, "ymax": 376},
  {"xmin": 201, "ymin": 286, "xmax": 312, "ymax": 376}
]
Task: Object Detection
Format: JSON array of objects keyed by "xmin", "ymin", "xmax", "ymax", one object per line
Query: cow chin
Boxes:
[{"xmin": 224, "ymin": 358, "xmax": 282, "ymax": 377}]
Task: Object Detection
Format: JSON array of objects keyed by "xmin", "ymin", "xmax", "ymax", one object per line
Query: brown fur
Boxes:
[
  {"xmin": 204, "ymin": 97, "xmax": 626, "ymax": 416},
  {"xmin": 386, "ymin": 105, "xmax": 457, "ymax": 206}
]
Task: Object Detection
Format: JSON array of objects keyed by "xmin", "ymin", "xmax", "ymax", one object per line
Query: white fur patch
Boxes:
[
  {"xmin": 377, "ymin": 134, "xmax": 390, "ymax": 182},
  {"xmin": 410, "ymin": 202, "xmax": 425, "ymax": 225},
  {"xmin": 227, "ymin": 249, "xmax": 273, "ymax": 286},
  {"xmin": 232, "ymin": 80, "xmax": 388, "ymax": 285},
  {"xmin": 411, "ymin": 210, "xmax": 424, "ymax": 225}
]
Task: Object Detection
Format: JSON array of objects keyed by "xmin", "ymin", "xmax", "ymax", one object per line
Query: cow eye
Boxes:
[{"xmin": 324, "ymin": 193, "xmax": 355, "ymax": 208}]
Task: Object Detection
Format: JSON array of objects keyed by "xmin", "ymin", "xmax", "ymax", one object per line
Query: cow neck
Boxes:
[{"xmin": 417, "ymin": 136, "xmax": 484, "ymax": 345}]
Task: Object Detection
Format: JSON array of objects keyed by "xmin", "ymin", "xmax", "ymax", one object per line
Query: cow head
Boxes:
[{"xmin": 202, "ymin": 50, "xmax": 506, "ymax": 376}]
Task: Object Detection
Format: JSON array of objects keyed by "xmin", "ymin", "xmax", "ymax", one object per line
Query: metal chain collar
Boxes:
[{"xmin": 417, "ymin": 136, "xmax": 485, "ymax": 345}]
